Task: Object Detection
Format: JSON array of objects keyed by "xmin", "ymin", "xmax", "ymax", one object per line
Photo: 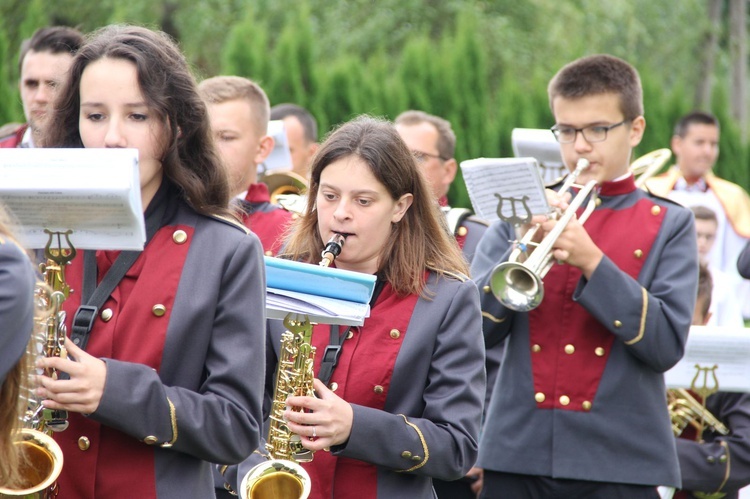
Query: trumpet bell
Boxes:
[
  {"xmin": 0, "ymin": 429, "xmax": 63, "ymax": 498},
  {"xmin": 489, "ymin": 261, "xmax": 545, "ymax": 312},
  {"xmin": 240, "ymin": 459, "xmax": 311, "ymax": 499}
]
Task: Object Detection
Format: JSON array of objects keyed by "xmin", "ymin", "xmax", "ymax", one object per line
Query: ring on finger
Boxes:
[{"xmin": 312, "ymin": 426, "xmax": 316, "ymax": 438}]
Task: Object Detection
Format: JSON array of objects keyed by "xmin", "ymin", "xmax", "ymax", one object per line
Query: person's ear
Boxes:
[
  {"xmin": 255, "ymin": 135, "xmax": 275, "ymax": 165},
  {"xmin": 391, "ymin": 193, "xmax": 414, "ymax": 223}
]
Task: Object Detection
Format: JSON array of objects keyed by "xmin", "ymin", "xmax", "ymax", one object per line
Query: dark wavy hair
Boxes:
[
  {"xmin": 281, "ymin": 115, "xmax": 467, "ymax": 296},
  {"xmin": 44, "ymin": 25, "xmax": 232, "ymax": 218}
]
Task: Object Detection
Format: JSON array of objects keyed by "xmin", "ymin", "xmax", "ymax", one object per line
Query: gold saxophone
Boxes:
[
  {"xmin": 0, "ymin": 230, "xmax": 74, "ymax": 498},
  {"xmin": 667, "ymin": 388, "xmax": 729, "ymax": 438},
  {"xmin": 239, "ymin": 235, "xmax": 346, "ymax": 499}
]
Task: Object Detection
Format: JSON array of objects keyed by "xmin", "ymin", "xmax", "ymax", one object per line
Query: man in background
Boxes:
[
  {"xmin": 395, "ymin": 110, "xmax": 488, "ymax": 264},
  {"xmin": 269, "ymin": 103, "xmax": 319, "ymax": 177},
  {"xmin": 646, "ymin": 111, "xmax": 750, "ymax": 319},
  {"xmin": 199, "ymin": 76, "xmax": 293, "ymax": 256},
  {"xmin": 1, "ymin": 26, "xmax": 84, "ymax": 148}
]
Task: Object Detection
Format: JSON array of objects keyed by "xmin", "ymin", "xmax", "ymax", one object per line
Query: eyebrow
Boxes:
[
  {"xmin": 80, "ymin": 102, "xmax": 149, "ymax": 108},
  {"xmin": 319, "ymin": 183, "xmax": 380, "ymax": 196}
]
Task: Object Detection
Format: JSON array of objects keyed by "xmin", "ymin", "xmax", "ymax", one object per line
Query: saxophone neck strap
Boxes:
[
  {"xmin": 70, "ymin": 192, "xmax": 168, "ymax": 353},
  {"xmin": 317, "ymin": 276, "xmax": 386, "ymax": 387}
]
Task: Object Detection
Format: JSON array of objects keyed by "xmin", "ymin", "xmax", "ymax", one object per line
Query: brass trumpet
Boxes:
[{"xmin": 489, "ymin": 158, "xmax": 597, "ymax": 312}]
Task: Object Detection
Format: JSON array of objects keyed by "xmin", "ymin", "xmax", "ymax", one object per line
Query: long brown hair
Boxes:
[
  {"xmin": 281, "ymin": 116, "xmax": 467, "ymax": 297},
  {"xmin": 44, "ymin": 24, "xmax": 233, "ymax": 218}
]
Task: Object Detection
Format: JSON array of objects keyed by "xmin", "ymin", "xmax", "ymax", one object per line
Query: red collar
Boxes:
[
  {"xmin": 598, "ymin": 174, "xmax": 636, "ymax": 197},
  {"xmin": 244, "ymin": 183, "xmax": 271, "ymax": 203}
]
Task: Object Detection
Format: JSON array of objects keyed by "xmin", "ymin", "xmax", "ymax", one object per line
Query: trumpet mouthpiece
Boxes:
[{"xmin": 576, "ymin": 158, "xmax": 590, "ymax": 170}]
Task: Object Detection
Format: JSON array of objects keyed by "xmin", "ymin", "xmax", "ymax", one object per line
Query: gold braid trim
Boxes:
[
  {"xmin": 482, "ymin": 311, "xmax": 506, "ymax": 323},
  {"xmin": 624, "ymin": 287, "xmax": 648, "ymax": 345},
  {"xmin": 395, "ymin": 414, "xmax": 430, "ymax": 473},
  {"xmin": 160, "ymin": 397, "xmax": 178, "ymax": 448}
]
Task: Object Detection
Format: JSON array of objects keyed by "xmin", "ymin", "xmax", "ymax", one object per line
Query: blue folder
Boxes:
[{"xmin": 264, "ymin": 256, "xmax": 377, "ymax": 305}]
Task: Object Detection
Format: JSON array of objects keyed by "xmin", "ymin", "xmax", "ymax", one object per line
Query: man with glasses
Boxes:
[
  {"xmin": 395, "ymin": 110, "xmax": 488, "ymax": 264},
  {"xmin": 471, "ymin": 54, "xmax": 697, "ymax": 498}
]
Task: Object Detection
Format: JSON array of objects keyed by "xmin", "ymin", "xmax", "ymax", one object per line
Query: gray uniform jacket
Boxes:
[
  {"xmin": 225, "ymin": 271, "xmax": 486, "ymax": 498},
  {"xmin": 0, "ymin": 238, "xmax": 35, "ymax": 384},
  {"xmin": 471, "ymin": 178, "xmax": 697, "ymax": 488},
  {"xmin": 677, "ymin": 391, "xmax": 750, "ymax": 498},
  {"xmin": 56, "ymin": 181, "xmax": 266, "ymax": 499}
]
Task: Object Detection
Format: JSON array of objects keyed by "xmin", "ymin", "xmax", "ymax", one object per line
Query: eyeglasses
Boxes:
[
  {"xmin": 411, "ymin": 150, "xmax": 447, "ymax": 163},
  {"xmin": 550, "ymin": 120, "xmax": 629, "ymax": 144}
]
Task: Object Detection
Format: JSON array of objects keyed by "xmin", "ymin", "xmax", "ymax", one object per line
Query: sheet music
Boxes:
[
  {"xmin": 0, "ymin": 148, "xmax": 145, "ymax": 250},
  {"xmin": 267, "ymin": 288, "xmax": 371, "ymax": 326},
  {"xmin": 665, "ymin": 326, "xmax": 750, "ymax": 392},
  {"xmin": 460, "ymin": 157, "xmax": 550, "ymax": 223},
  {"xmin": 258, "ymin": 119, "xmax": 293, "ymax": 174},
  {"xmin": 511, "ymin": 128, "xmax": 567, "ymax": 185}
]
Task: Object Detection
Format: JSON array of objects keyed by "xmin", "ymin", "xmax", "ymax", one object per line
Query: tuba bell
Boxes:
[
  {"xmin": 261, "ymin": 170, "xmax": 309, "ymax": 214},
  {"xmin": 631, "ymin": 148, "xmax": 671, "ymax": 188}
]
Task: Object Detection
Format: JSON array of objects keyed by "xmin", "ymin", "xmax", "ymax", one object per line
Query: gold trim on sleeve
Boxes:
[
  {"xmin": 481, "ymin": 312, "xmax": 506, "ymax": 323},
  {"xmin": 160, "ymin": 397, "xmax": 178, "ymax": 448},
  {"xmin": 395, "ymin": 414, "xmax": 430, "ymax": 472},
  {"xmin": 624, "ymin": 287, "xmax": 648, "ymax": 345}
]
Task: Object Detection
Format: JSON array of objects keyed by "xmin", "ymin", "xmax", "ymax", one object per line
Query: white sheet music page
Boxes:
[
  {"xmin": 460, "ymin": 157, "xmax": 549, "ymax": 224},
  {"xmin": 0, "ymin": 148, "xmax": 145, "ymax": 250},
  {"xmin": 665, "ymin": 325, "xmax": 750, "ymax": 392}
]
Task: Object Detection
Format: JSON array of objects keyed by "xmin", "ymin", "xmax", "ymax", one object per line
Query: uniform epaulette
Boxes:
[
  {"xmin": 209, "ymin": 213, "xmax": 250, "ymax": 234},
  {"xmin": 465, "ymin": 214, "xmax": 489, "ymax": 227},
  {"xmin": 427, "ymin": 264, "xmax": 469, "ymax": 282},
  {"xmin": 641, "ymin": 187, "xmax": 686, "ymax": 208}
]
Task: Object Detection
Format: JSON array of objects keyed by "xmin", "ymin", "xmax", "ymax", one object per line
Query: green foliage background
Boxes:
[{"xmin": 1, "ymin": 0, "xmax": 748, "ymax": 207}]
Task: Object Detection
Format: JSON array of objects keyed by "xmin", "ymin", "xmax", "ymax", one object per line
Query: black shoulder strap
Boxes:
[
  {"xmin": 70, "ymin": 194, "xmax": 168, "ymax": 352},
  {"xmin": 317, "ymin": 276, "xmax": 386, "ymax": 387}
]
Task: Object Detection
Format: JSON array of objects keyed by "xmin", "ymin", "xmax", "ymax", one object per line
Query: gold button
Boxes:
[
  {"xmin": 535, "ymin": 392, "xmax": 545, "ymax": 403},
  {"xmin": 613, "ymin": 320, "xmax": 622, "ymax": 328},
  {"xmin": 582, "ymin": 401, "xmax": 592, "ymax": 411},
  {"xmin": 389, "ymin": 329, "xmax": 400, "ymax": 339},
  {"xmin": 401, "ymin": 451, "xmax": 412, "ymax": 459},
  {"xmin": 707, "ymin": 455, "xmax": 716, "ymax": 464},
  {"xmin": 564, "ymin": 344, "xmax": 575, "ymax": 354},
  {"xmin": 78, "ymin": 436, "xmax": 90, "ymax": 451},
  {"xmin": 264, "ymin": 250, "xmax": 273, "ymax": 256},
  {"xmin": 559, "ymin": 395, "xmax": 570, "ymax": 406},
  {"xmin": 411, "ymin": 455, "xmax": 422, "ymax": 462},
  {"xmin": 594, "ymin": 347, "xmax": 605, "ymax": 357},
  {"xmin": 719, "ymin": 454, "xmax": 727, "ymax": 464},
  {"xmin": 152, "ymin": 304, "xmax": 167, "ymax": 317},
  {"xmin": 651, "ymin": 205, "xmax": 661, "ymax": 216},
  {"xmin": 144, "ymin": 436, "xmax": 158, "ymax": 445},
  {"xmin": 330, "ymin": 382, "xmax": 338, "ymax": 392},
  {"xmin": 531, "ymin": 344, "xmax": 541, "ymax": 353},
  {"xmin": 101, "ymin": 308, "xmax": 113, "ymax": 322},
  {"xmin": 373, "ymin": 385, "xmax": 384, "ymax": 394},
  {"xmin": 346, "ymin": 330, "xmax": 354, "ymax": 340},
  {"xmin": 595, "ymin": 197, "xmax": 602, "ymax": 206},
  {"xmin": 482, "ymin": 285, "xmax": 491, "ymax": 294},
  {"xmin": 457, "ymin": 226, "xmax": 468, "ymax": 237},
  {"xmin": 172, "ymin": 230, "xmax": 188, "ymax": 244},
  {"xmin": 634, "ymin": 249, "xmax": 643, "ymax": 258}
]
